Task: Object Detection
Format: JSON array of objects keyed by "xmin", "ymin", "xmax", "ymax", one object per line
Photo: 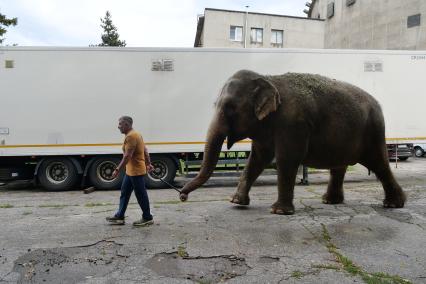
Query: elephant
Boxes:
[{"xmin": 179, "ymin": 70, "xmax": 406, "ymax": 215}]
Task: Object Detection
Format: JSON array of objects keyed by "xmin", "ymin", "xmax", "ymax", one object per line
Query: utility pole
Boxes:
[{"xmin": 244, "ymin": 5, "xmax": 249, "ymax": 48}]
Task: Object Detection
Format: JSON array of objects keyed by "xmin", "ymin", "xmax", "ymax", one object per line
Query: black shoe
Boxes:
[
  {"xmin": 133, "ymin": 218, "xmax": 154, "ymax": 227},
  {"xmin": 106, "ymin": 216, "xmax": 125, "ymax": 225}
]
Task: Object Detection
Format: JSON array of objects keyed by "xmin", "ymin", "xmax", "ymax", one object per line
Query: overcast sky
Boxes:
[{"xmin": 0, "ymin": 0, "xmax": 307, "ymax": 47}]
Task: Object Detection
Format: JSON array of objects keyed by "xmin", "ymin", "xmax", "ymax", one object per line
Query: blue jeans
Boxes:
[{"xmin": 115, "ymin": 175, "xmax": 153, "ymax": 220}]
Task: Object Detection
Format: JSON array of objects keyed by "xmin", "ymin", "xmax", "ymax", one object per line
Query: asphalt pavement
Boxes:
[{"xmin": 0, "ymin": 158, "xmax": 425, "ymax": 283}]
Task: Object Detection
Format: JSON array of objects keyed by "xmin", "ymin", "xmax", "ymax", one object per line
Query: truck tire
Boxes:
[
  {"xmin": 89, "ymin": 157, "xmax": 124, "ymax": 190},
  {"xmin": 414, "ymin": 147, "xmax": 424, "ymax": 157},
  {"xmin": 146, "ymin": 156, "xmax": 177, "ymax": 189},
  {"xmin": 38, "ymin": 158, "xmax": 79, "ymax": 191}
]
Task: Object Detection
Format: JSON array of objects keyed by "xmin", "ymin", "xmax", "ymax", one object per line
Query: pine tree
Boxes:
[
  {"xmin": 0, "ymin": 13, "xmax": 18, "ymax": 44},
  {"xmin": 98, "ymin": 11, "xmax": 126, "ymax": 47}
]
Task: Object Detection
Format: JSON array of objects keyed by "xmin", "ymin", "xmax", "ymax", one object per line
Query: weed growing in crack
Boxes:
[
  {"xmin": 291, "ymin": 270, "xmax": 304, "ymax": 279},
  {"xmin": 0, "ymin": 203, "xmax": 13, "ymax": 208},
  {"xmin": 39, "ymin": 204, "xmax": 79, "ymax": 208},
  {"xmin": 196, "ymin": 280, "xmax": 213, "ymax": 284},
  {"xmin": 177, "ymin": 245, "xmax": 188, "ymax": 258},
  {"xmin": 320, "ymin": 223, "xmax": 411, "ymax": 284},
  {"xmin": 85, "ymin": 202, "xmax": 113, "ymax": 207}
]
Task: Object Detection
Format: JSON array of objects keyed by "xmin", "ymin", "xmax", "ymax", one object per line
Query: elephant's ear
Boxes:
[{"xmin": 253, "ymin": 77, "xmax": 281, "ymax": 120}]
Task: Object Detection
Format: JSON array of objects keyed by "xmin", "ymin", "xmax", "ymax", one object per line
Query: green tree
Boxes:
[
  {"xmin": 98, "ymin": 11, "xmax": 126, "ymax": 46},
  {"xmin": 0, "ymin": 13, "xmax": 18, "ymax": 44}
]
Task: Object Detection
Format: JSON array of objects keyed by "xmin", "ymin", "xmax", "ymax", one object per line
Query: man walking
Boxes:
[{"xmin": 106, "ymin": 116, "xmax": 154, "ymax": 226}]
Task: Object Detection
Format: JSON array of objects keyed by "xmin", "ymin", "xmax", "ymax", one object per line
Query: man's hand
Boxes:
[
  {"xmin": 146, "ymin": 164, "xmax": 154, "ymax": 173},
  {"xmin": 112, "ymin": 168, "xmax": 120, "ymax": 179}
]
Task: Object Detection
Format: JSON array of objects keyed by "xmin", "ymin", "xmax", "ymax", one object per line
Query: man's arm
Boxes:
[{"xmin": 112, "ymin": 147, "xmax": 135, "ymax": 178}]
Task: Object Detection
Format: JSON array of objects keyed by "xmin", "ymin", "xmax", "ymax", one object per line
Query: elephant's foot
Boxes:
[
  {"xmin": 270, "ymin": 201, "xmax": 295, "ymax": 215},
  {"xmin": 230, "ymin": 192, "xmax": 250, "ymax": 205},
  {"xmin": 322, "ymin": 193, "xmax": 344, "ymax": 205},
  {"xmin": 383, "ymin": 193, "xmax": 406, "ymax": 208}
]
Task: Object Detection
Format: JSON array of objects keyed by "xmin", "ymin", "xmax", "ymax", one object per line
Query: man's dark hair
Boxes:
[{"xmin": 119, "ymin": 116, "xmax": 133, "ymax": 126}]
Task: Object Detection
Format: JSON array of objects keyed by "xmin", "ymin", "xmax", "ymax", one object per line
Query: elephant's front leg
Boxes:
[
  {"xmin": 271, "ymin": 162, "xmax": 299, "ymax": 215},
  {"xmin": 231, "ymin": 141, "xmax": 274, "ymax": 206},
  {"xmin": 272, "ymin": 133, "xmax": 308, "ymax": 215}
]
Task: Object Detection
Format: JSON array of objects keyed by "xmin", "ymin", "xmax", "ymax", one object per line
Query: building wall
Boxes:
[
  {"xmin": 201, "ymin": 9, "xmax": 325, "ymax": 48},
  {"xmin": 311, "ymin": 0, "xmax": 426, "ymax": 50}
]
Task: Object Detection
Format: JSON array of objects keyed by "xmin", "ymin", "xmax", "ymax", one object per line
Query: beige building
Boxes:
[
  {"xmin": 194, "ymin": 8, "xmax": 325, "ymax": 48},
  {"xmin": 308, "ymin": 0, "xmax": 426, "ymax": 50},
  {"xmin": 195, "ymin": 1, "xmax": 426, "ymax": 50}
]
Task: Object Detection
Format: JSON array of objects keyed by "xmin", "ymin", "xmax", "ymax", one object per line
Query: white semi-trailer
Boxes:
[{"xmin": 0, "ymin": 47, "xmax": 424, "ymax": 190}]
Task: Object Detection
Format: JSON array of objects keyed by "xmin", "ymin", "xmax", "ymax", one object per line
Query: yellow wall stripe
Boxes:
[
  {"xmin": 0, "ymin": 140, "xmax": 253, "ymax": 148},
  {"xmin": 0, "ymin": 137, "xmax": 424, "ymax": 149},
  {"xmin": 385, "ymin": 137, "xmax": 426, "ymax": 141}
]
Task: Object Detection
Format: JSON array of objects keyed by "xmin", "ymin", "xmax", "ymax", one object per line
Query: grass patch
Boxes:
[
  {"xmin": 291, "ymin": 270, "xmax": 304, "ymax": 279},
  {"xmin": 196, "ymin": 280, "xmax": 213, "ymax": 284},
  {"xmin": 155, "ymin": 200, "xmax": 181, "ymax": 205},
  {"xmin": 0, "ymin": 204, "xmax": 14, "ymax": 208},
  {"xmin": 320, "ymin": 224, "xmax": 411, "ymax": 284},
  {"xmin": 177, "ymin": 245, "xmax": 188, "ymax": 258},
  {"xmin": 362, "ymin": 272, "xmax": 412, "ymax": 284},
  {"xmin": 93, "ymin": 209, "xmax": 115, "ymax": 214},
  {"xmin": 39, "ymin": 204, "xmax": 72, "ymax": 208},
  {"xmin": 85, "ymin": 202, "xmax": 113, "ymax": 207}
]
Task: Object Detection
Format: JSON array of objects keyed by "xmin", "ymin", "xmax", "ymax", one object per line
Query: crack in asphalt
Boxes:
[
  {"xmin": 371, "ymin": 205, "xmax": 414, "ymax": 225},
  {"xmin": 65, "ymin": 239, "xmax": 124, "ymax": 249}
]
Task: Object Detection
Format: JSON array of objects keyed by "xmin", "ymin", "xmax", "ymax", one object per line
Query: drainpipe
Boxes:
[{"xmin": 244, "ymin": 5, "xmax": 249, "ymax": 48}]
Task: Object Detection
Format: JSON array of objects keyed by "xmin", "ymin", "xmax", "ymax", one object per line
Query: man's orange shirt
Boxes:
[{"xmin": 123, "ymin": 129, "xmax": 146, "ymax": 176}]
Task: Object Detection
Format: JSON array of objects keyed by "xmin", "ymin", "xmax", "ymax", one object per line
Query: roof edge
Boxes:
[{"xmin": 204, "ymin": 7, "xmax": 324, "ymax": 21}]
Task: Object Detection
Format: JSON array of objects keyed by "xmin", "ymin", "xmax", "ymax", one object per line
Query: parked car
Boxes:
[
  {"xmin": 414, "ymin": 143, "xmax": 426, "ymax": 157},
  {"xmin": 387, "ymin": 143, "xmax": 414, "ymax": 161}
]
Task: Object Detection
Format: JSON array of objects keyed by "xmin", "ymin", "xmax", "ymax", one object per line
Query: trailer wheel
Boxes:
[
  {"xmin": 146, "ymin": 156, "xmax": 177, "ymax": 189},
  {"xmin": 38, "ymin": 158, "xmax": 78, "ymax": 191},
  {"xmin": 89, "ymin": 157, "xmax": 124, "ymax": 190},
  {"xmin": 414, "ymin": 147, "xmax": 424, "ymax": 157}
]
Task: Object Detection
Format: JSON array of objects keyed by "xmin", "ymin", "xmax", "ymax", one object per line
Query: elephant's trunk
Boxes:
[{"xmin": 180, "ymin": 114, "xmax": 226, "ymax": 201}]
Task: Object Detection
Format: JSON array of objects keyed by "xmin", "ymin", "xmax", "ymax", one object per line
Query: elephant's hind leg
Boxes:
[
  {"xmin": 373, "ymin": 161, "xmax": 405, "ymax": 208},
  {"xmin": 322, "ymin": 167, "xmax": 347, "ymax": 204},
  {"xmin": 362, "ymin": 149, "xmax": 406, "ymax": 208}
]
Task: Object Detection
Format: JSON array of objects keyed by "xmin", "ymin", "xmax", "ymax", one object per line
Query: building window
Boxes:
[
  {"xmin": 407, "ymin": 14, "xmax": 421, "ymax": 28},
  {"xmin": 271, "ymin": 29, "xmax": 283, "ymax": 47},
  {"xmin": 327, "ymin": 2, "xmax": 335, "ymax": 18},
  {"xmin": 250, "ymin": 28, "xmax": 263, "ymax": 43},
  {"xmin": 346, "ymin": 0, "xmax": 356, "ymax": 6},
  {"xmin": 230, "ymin": 26, "xmax": 243, "ymax": 41}
]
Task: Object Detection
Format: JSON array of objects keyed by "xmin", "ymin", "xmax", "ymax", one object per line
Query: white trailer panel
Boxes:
[{"xmin": 1, "ymin": 47, "xmax": 425, "ymax": 157}]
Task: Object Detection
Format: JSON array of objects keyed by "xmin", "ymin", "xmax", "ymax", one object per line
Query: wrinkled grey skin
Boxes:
[{"xmin": 180, "ymin": 70, "xmax": 406, "ymax": 215}]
